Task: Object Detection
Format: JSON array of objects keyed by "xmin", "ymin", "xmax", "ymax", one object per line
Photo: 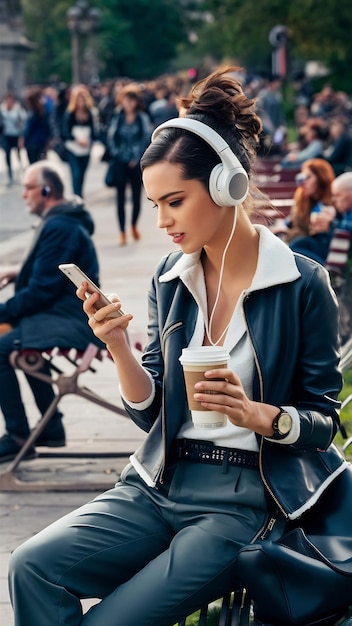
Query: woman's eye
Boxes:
[{"xmin": 169, "ymin": 199, "xmax": 182, "ymax": 208}]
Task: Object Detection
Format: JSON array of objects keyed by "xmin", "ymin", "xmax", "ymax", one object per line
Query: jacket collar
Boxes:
[{"xmin": 159, "ymin": 225, "xmax": 301, "ymax": 291}]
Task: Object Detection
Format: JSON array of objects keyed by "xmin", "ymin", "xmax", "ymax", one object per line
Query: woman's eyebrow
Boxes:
[{"xmin": 147, "ymin": 190, "xmax": 184, "ymax": 202}]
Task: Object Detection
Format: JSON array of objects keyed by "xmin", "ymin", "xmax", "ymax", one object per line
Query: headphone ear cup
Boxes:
[
  {"xmin": 209, "ymin": 164, "xmax": 226, "ymax": 206},
  {"xmin": 41, "ymin": 186, "xmax": 51, "ymax": 197},
  {"xmin": 209, "ymin": 164, "xmax": 249, "ymax": 206}
]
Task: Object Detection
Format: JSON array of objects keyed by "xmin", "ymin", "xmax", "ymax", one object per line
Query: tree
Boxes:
[
  {"xmin": 201, "ymin": 0, "xmax": 352, "ymax": 91},
  {"xmin": 19, "ymin": 0, "xmax": 352, "ymax": 92},
  {"xmin": 21, "ymin": 0, "xmax": 72, "ymax": 84},
  {"xmin": 21, "ymin": 0, "xmax": 197, "ymax": 84}
]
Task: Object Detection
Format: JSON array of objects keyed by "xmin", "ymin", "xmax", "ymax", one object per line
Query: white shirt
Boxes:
[{"xmin": 123, "ymin": 225, "xmax": 301, "ymax": 448}]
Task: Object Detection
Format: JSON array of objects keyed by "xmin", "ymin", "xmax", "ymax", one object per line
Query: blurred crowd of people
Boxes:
[
  {"xmin": 245, "ymin": 71, "xmax": 352, "ymax": 176},
  {"xmin": 0, "ymin": 74, "xmax": 187, "ymax": 245},
  {"xmin": 1, "ymin": 69, "xmax": 352, "ymax": 246}
]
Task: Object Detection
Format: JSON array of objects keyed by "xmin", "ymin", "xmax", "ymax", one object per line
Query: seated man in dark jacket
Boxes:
[{"xmin": 0, "ymin": 160, "xmax": 103, "ymax": 462}]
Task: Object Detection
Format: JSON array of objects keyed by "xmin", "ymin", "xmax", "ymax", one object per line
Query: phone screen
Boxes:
[{"xmin": 58, "ymin": 263, "xmax": 125, "ymax": 317}]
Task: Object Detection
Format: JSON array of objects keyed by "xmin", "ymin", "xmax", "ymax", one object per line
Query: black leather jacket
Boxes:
[{"xmin": 123, "ymin": 239, "xmax": 346, "ymax": 521}]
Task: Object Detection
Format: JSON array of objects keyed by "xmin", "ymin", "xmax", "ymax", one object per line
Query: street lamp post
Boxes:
[
  {"xmin": 67, "ymin": 1, "xmax": 100, "ymax": 85},
  {"xmin": 269, "ymin": 25, "xmax": 289, "ymax": 78}
]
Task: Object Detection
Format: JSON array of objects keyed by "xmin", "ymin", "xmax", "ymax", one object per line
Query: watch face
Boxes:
[{"xmin": 278, "ymin": 412, "xmax": 292, "ymax": 435}]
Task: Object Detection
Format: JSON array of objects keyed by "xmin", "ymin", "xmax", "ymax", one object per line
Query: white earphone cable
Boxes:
[{"xmin": 204, "ymin": 206, "xmax": 238, "ymax": 346}]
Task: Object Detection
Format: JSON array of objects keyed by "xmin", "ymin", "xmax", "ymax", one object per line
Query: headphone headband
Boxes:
[{"xmin": 151, "ymin": 117, "xmax": 249, "ymax": 206}]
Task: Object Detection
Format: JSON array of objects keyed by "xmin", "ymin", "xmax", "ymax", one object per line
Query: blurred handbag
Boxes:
[
  {"xmin": 104, "ymin": 158, "xmax": 117, "ymax": 187},
  {"xmin": 236, "ymin": 465, "xmax": 352, "ymax": 625},
  {"xmin": 52, "ymin": 139, "xmax": 69, "ymax": 162}
]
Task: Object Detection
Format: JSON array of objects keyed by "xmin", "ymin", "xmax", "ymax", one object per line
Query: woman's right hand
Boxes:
[
  {"xmin": 76, "ymin": 282, "xmax": 133, "ymax": 350},
  {"xmin": 77, "ymin": 282, "xmax": 152, "ymax": 403}
]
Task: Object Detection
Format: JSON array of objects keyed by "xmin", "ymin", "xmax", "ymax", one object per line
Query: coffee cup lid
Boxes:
[{"xmin": 179, "ymin": 346, "xmax": 229, "ymax": 365}]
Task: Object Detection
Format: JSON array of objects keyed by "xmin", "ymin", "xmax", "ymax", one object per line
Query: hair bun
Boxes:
[{"xmin": 178, "ymin": 66, "xmax": 262, "ymax": 144}]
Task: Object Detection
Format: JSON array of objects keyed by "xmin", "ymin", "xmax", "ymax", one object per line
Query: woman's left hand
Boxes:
[{"xmin": 194, "ymin": 368, "xmax": 277, "ymax": 436}]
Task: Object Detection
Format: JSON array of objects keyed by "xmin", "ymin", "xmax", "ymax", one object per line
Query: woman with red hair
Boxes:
[{"xmin": 283, "ymin": 158, "xmax": 336, "ymax": 264}]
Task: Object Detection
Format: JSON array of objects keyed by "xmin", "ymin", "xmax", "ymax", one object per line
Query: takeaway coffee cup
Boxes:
[{"xmin": 179, "ymin": 346, "xmax": 230, "ymax": 429}]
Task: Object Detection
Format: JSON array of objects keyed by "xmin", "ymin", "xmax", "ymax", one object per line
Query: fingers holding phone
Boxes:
[
  {"xmin": 59, "ymin": 264, "xmax": 133, "ymax": 345},
  {"xmin": 78, "ymin": 283, "xmax": 132, "ymax": 340}
]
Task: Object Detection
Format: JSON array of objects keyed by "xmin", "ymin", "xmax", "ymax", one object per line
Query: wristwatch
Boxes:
[{"xmin": 271, "ymin": 408, "xmax": 292, "ymax": 440}]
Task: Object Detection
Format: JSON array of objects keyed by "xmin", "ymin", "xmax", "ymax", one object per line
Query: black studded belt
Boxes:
[{"xmin": 172, "ymin": 439, "xmax": 259, "ymax": 470}]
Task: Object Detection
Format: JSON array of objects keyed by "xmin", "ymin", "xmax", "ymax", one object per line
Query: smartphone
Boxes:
[{"xmin": 58, "ymin": 263, "xmax": 125, "ymax": 318}]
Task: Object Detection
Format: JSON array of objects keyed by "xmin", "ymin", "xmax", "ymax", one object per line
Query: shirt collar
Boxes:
[{"xmin": 158, "ymin": 224, "xmax": 301, "ymax": 291}]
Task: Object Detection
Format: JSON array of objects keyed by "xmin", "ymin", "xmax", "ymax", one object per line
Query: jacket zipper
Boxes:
[
  {"xmin": 244, "ymin": 295, "xmax": 288, "ymax": 520},
  {"xmin": 250, "ymin": 514, "xmax": 278, "ymax": 543},
  {"xmin": 258, "ymin": 438, "xmax": 287, "ymax": 518},
  {"xmin": 157, "ymin": 320, "xmax": 184, "ymax": 485}
]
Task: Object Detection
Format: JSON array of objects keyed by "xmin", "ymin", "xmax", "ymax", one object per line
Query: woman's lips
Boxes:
[{"xmin": 170, "ymin": 233, "xmax": 185, "ymax": 244}]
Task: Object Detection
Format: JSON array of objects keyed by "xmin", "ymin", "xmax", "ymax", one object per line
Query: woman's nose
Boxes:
[{"xmin": 157, "ymin": 208, "xmax": 173, "ymax": 229}]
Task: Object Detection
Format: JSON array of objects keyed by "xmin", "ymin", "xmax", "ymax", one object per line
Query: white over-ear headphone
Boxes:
[{"xmin": 151, "ymin": 117, "xmax": 249, "ymax": 206}]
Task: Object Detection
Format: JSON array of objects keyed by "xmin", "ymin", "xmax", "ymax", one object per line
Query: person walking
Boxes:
[
  {"xmin": 0, "ymin": 160, "xmax": 103, "ymax": 462},
  {"xmin": 62, "ymin": 84, "xmax": 98, "ymax": 197},
  {"xmin": 23, "ymin": 86, "xmax": 53, "ymax": 164},
  {"xmin": 106, "ymin": 84, "xmax": 151, "ymax": 245},
  {"xmin": 0, "ymin": 92, "xmax": 27, "ymax": 185},
  {"xmin": 8, "ymin": 67, "xmax": 346, "ymax": 626}
]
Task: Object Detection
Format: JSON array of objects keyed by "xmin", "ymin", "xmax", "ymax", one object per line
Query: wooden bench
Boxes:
[
  {"xmin": 249, "ymin": 158, "xmax": 298, "ymax": 232},
  {"xmin": 177, "ymin": 589, "xmax": 254, "ymax": 626},
  {"xmin": 177, "ymin": 589, "xmax": 351, "ymax": 625},
  {"xmin": 0, "ymin": 342, "xmax": 134, "ymax": 492}
]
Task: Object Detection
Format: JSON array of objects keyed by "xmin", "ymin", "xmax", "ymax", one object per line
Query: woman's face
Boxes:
[
  {"xmin": 143, "ymin": 161, "xmax": 230, "ymax": 254},
  {"xmin": 300, "ymin": 167, "xmax": 318, "ymax": 197},
  {"xmin": 122, "ymin": 94, "xmax": 138, "ymax": 113},
  {"xmin": 76, "ymin": 93, "xmax": 87, "ymax": 109}
]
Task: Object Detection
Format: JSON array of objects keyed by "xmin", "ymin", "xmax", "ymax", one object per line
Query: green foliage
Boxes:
[
  {"xmin": 22, "ymin": 1, "xmax": 75, "ymax": 83},
  {"xmin": 100, "ymin": 0, "xmax": 188, "ymax": 79},
  {"xmin": 172, "ymin": 602, "xmax": 229, "ymax": 626},
  {"xmin": 202, "ymin": 0, "xmax": 352, "ymax": 89},
  {"xmin": 337, "ymin": 370, "xmax": 352, "ymax": 462},
  {"xmin": 21, "ymin": 0, "xmax": 195, "ymax": 84},
  {"xmin": 20, "ymin": 0, "xmax": 352, "ymax": 91}
]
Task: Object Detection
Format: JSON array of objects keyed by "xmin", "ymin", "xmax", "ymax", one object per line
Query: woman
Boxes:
[
  {"xmin": 9, "ymin": 68, "xmax": 346, "ymax": 626},
  {"xmin": 106, "ymin": 84, "xmax": 151, "ymax": 245},
  {"xmin": 0, "ymin": 92, "xmax": 27, "ymax": 185},
  {"xmin": 23, "ymin": 86, "xmax": 52, "ymax": 164},
  {"xmin": 62, "ymin": 84, "xmax": 98, "ymax": 197},
  {"xmin": 283, "ymin": 158, "xmax": 336, "ymax": 263},
  {"xmin": 281, "ymin": 119, "xmax": 327, "ymax": 168}
]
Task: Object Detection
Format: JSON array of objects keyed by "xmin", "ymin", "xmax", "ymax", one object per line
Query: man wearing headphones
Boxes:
[{"xmin": 0, "ymin": 160, "xmax": 103, "ymax": 462}]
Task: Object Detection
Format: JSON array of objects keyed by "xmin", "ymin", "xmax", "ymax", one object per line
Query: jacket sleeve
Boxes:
[
  {"xmin": 61, "ymin": 111, "xmax": 73, "ymax": 140},
  {"xmin": 106, "ymin": 113, "xmax": 119, "ymax": 157},
  {"xmin": 121, "ymin": 278, "xmax": 164, "ymax": 432},
  {"xmin": 290, "ymin": 262, "xmax": 342, "ymax": 450},
  {"xmin": 0, "ymin": 220, "xmax": 85, "ymax": 322},
  {"xmin": 246, "ymin": 257, "xmax": 342, "ymax": 452},
  {"xmin": 133, "ymin": 112, "xmax": 152, "ymax": 163},
  {"xmin": 121, "ymin": 258, "xmax": 171, "ymax": 432}
]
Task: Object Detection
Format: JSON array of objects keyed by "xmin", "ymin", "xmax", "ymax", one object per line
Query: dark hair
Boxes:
[
  {"xmin": 37, "ymin": 163, "xmax": 64, "ymax": 199},
  {"xmin": 140, "ymin": 67, "xmax": 262, "ymax": 194},
  {"xmin": 117, "ymin": 84, "xmax": 144, "ymax": 110},
  {"xmin": 25, "ymin": 86, "xmax": 45, "ymax": 116}
]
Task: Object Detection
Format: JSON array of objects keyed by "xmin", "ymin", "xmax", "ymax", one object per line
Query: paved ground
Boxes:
[{"xmin": 0, "ymin": 145, "xmax": 173, "ymax": 624}]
